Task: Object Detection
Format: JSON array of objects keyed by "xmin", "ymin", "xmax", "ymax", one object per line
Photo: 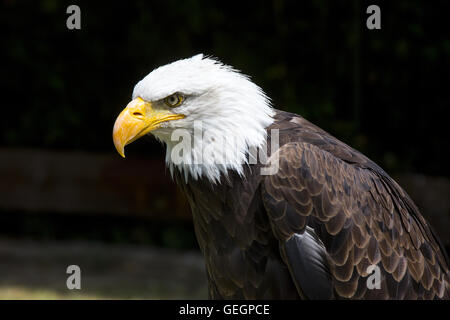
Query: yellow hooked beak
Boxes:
[{"xmin": 112, "ymin": 97, "xmax": 185, "ymax": 158}]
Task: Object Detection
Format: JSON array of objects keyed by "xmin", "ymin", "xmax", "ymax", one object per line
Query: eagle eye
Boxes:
[{"xmin": 164, "ymin": 93, "xmax": 184, "ymax": 107}]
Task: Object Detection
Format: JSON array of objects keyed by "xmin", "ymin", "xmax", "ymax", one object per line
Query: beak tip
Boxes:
[
  {"xmin": 115, "ymin": 144, "xmax": 126, "ymax": 158},
  {"xmin": 113, "ymin": 137, "xmax": 126, "ymax": 158}
]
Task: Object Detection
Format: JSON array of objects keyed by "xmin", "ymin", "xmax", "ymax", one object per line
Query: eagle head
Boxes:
[{"xmin": 113, "ymin": 54, "xmax": 274, "ymax": 182}]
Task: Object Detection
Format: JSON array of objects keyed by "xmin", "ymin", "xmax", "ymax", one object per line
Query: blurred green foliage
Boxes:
[{"xmin": 0, "ymin": 0, "xmax": 449, "ymax": 176}]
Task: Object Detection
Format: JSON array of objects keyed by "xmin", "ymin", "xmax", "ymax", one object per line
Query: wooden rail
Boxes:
[
  {"xmin": 0, "ymin": 148, "xmax": 448, "ymax": 245},
  {"xmin": 0, "ymin": 148, "xmax": 190, "ymax": 220}
]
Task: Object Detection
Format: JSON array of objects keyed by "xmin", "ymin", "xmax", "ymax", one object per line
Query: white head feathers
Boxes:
[{"xmin": 132, "ymin": 54, "xmax": 274, "ymax": 183}]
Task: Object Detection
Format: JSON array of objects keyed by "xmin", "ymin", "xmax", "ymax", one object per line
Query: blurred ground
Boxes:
[{"xmin": 0, "ymin": 239, "xmax": 207, "ymax": 299}]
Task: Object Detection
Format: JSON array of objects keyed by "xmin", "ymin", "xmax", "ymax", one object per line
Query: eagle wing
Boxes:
[{"xmin": 261, "ymin": 115, "xmax": 449, "ymax": 299}]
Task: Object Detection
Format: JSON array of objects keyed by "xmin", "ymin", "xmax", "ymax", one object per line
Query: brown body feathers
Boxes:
[{"xmin": 176, "ymin": 110, "xmax": 449, "ymax": 299}]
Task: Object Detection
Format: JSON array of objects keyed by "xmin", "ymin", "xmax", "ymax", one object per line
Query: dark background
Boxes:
[
  {"xmin": 2, "ymin": 0, "xmax": 449, "ymax": 174},
  {"xmin": 0, "ymin": 0, "xmax": 448, "ymax": 299}
]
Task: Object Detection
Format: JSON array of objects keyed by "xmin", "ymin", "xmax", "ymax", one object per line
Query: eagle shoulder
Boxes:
[{"xmin": 261, "ymin": 125, "xmax": 449, "ymax": 299}]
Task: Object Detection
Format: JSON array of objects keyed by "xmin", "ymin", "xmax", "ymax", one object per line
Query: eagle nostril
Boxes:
[{"xmin": 133, "ymin": 112, "xmax": 143, "ymax": 117}]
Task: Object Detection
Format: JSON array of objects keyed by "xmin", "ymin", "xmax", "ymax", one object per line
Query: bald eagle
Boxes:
[{"xmin": 113, "ymin": 54, "xmax": 449, "ymax": 299}]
